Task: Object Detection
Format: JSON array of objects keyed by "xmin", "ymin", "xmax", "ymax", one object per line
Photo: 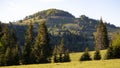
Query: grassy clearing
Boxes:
[{"xmin": 1, "ymin": 50, "xmax": 120, "ymax": 68}]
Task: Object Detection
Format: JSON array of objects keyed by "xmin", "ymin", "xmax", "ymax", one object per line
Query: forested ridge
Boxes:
[{"xmin": 1, "ymin": 9, "xmax": 119, "ymax": 52}]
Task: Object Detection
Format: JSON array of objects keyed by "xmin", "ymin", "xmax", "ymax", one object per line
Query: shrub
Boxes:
[
  {"xmin": 93, "ymin": 49, "xmax": 101, "ymax": 60},
  {"xmin": 80, "ymin": 48, "xmax": 91, "ymax": 61}
]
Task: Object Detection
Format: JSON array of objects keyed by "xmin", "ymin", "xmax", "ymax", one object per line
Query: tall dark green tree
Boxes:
[
  {"xmin": 0, "ymin": 25, "xmax": 10, "ymax": 53},
  {"xmin": 0, "ymin": 22, "xmax": 2, "ymax": 38},
  {"xmin": 12, "ymin": 43, "xmax": 21, "ymax": 65},
  {"xmin": 94, "ymin": 18, "xmax": 109, "ymax": 49},
  {"xmin": 53, "ymin": 45, "xmax": 58, "ymax": 63},
  {"xmin": 0, "ymin": 54, "xmax": 4, "ymax": 66},
  {"xmin": 4, "ymin": 47, "xmax": 12, "ymax": 66},
  {"xmin": 9, "ymin": 28, "xmax": 17, "ymax": 48},
  {"xmin": 59, "ymin": 38, "xmax": 64, "ymax": 62},
  {"xmin": 33, "ymin": 20, "xmax": 51, "ymax": 63},
  {"xmin": 0, "ymin": 22, "xmax": 3, "ymax": 57},
  {"xmin": 23, "ymin": 23, "xmax": 34, "ymax": 64}
]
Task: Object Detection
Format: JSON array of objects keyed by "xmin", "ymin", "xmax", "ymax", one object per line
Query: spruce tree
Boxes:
[
  {"xmin": 23, "ymin": 23, "xmax": 34, "ymax": 64},
  {"xmin": 0, "ymin": 22, "xmax": 2, "ymax": 38},
  {"xmin": 0, "ymin": 54, "xmax": 4, "ymax": 66},
  {"xmin": 1, "ymin": 25, "xmax": 10, "ymax": 53},
  {"xmin": 59, "ymin": 39, "xmax": 64, "ymax": 62},
  {"xmin": 105, "ymin": 46, "xmax": 114, "ymax": 59},
  {"xmin": 93, "ymin": 47, "xmax": 101, "ymax": 60},
  {"xmin": 30, "ymin": 47, "xmax": 36, "ymax": 64},
  {"xmin": 63, "ymin": 49, "xmax": 71, "ymax": 62},
  {"xmin": 53, "ymin": 45, "xmax": 58, "ymax": 63},
  {"xmin": 4, "ymin": 47, "xmax": 12, "ymax": 66},
  {"xmin": 94, "ymin": 18, "xmax": 109, "ymax": 49},
  {"xmin": 12, "ymin": 43, "xmax": 21, "ymax": 65},
  {"xmin": 80, "ymin": 48, "xmax": 91, "ymax": 61},
  {"xmin": 53, "ymin": 39, "xmax": 71, "ymax": 63},
  {"xmin": 33, "ymin": 20, "xmax": 51, "ymax": 63},
  {"xmin": 9, "ymin": 28, "xmax": 17, "ymax": 48}
]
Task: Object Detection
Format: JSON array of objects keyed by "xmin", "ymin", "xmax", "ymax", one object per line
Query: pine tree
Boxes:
[
  {"xmin": 0, "ymin": 22, "xmax": 3, "ymax": 38},
  {"xmin": 32, "ymin": 43, "xmax": 43, "ymax": 63},
  {"xmin": 1, "ymin": 25, "xmax": 10, "ymax": 53},
  {"xmin": 12, "ymin": 43, "xmax": 21, "ymax": 65},
  {"xmin": 9, "ymin": 28, "xmax": 17, "ymax": 48},
  {"xmin": 53, "ymin": 39, "xmax": 71, "ymax": 63},
  {"xmin": 0, "ymin": 54, "xmax": 4, "ymax": 66},
  {"xmin": 80, "ymin": 48, "xmax": 91, "ymax": 61},
  {"xmin": 0, "ymin": 22, "xmax": 3, "ymax": 53},
  {"xmin": 59, "ymin": 39, "xmax": 64, "ymax": 62},
  {"xmin": 33, "ymin": 20, "xmax": 51, "ymax": 63},
  {"xmin": 93, "ymin": 47, "xmax": 101, "ymax": 60},
  {"xmin": 23, "ymin": 23, "xmax": 34, "ymax": 64},
  {"xmin": 63, "ymin": 49, "xmax": 71, "ymax": 62},
  {"xmin": 30, "ymin": 47, "xmax": 36, "ymax": 64},
  {"xmin": 4, "ymin": 47, "xmax": 12, "ymax": 66},
  {"xmin": 94, "ymin": 18, "xmax": 109, "ymax": 49},
  {"xmin": 53, "ymin": 45, "xmax": 59, "ymax": 63},
  {"xmin": 105, "ymin": 46, "xmax": 114, "ymax": 59}
]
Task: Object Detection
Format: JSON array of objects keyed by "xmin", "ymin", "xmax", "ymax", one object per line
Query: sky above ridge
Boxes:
[{"xmin": 0, "ymin": 0, "xmax": 120, "ymax": 26}]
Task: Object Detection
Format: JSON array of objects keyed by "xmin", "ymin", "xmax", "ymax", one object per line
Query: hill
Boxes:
[
  {"xmin": 1, "ymin": 50, "xmax": 120, "ymax": 68},
  {"xmin": 5, "ymin": 8, "xmax": 120, "ymax": 52},
  {"xmin": 23, "ymin": 8, "xmax": 75, "ymax": 20}
]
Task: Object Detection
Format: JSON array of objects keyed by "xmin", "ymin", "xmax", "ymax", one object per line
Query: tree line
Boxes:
[
  {"xmin": 79, "ymin": 18, "xmax": 120, "ymax": 61},
  {"xmin": 0, "ymin": 18, "xmax": 120, "ymax": 66},
  {"xmin": 0, "ymin": 20, "xmax": 71, "ymax": 66}
]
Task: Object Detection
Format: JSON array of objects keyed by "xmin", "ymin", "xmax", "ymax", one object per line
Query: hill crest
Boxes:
[{"xmin": 23, "ymin": 8, "xmax": 75, "ymax": 20}]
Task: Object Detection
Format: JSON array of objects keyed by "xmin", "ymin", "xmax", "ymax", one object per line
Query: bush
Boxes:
[
  {"xmin": 105, "ymin": 45, "xmax": 120, "ymax": 59},
  {"xmin": 105, "ymin": 32, "xmax": 120, "ymax": 59},
  {"xmin": 80, "ymin": 48, "xmax": 91, "ymax": 61},
  {"xmin": 93, "ymin": 50, "xmax": 101, "ymax": 60}
]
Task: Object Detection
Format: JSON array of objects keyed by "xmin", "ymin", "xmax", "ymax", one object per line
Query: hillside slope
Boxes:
[{"xmin": 8, "ymin": 8, "xmax": 120, "ymax": 52}]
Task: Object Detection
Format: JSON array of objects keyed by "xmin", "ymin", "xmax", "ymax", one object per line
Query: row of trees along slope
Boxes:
[{"xmin": 15, "ymin": 9, "xmax": 119, "ymax": 52}]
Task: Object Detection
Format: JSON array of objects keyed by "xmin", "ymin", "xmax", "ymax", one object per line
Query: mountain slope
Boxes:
[{"xmin": 9, "ymin": 9, "xmax": 120, "ymax": 52}]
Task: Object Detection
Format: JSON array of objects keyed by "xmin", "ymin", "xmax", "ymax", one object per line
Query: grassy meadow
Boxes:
[{"xmin": 1, "ymin": 50, "xmax": 120, "ymax": 68}]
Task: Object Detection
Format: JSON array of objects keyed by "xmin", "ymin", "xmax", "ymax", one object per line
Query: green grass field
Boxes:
[{"xmin": 1, "ymin": 50, "xmax": 120, "ymax": 68}]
